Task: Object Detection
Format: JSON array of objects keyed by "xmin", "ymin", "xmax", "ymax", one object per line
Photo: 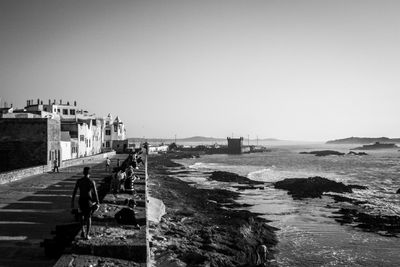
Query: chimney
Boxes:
[
  {"xmin": 74, "ymin": 101, "xmax": 77, "ymax": 106},
  {"xmin": 53, "ymin": 99, "xmax": 56, "ymax": 104},
  {"xmin": 48, "ymin": 99, "xmax": 51, "ymax": 105},
  {"xmin": 27, "ymin": 100, "xmax": 29, "ymax": 106},
  {"xmin": 37, "ymin": 98, "xmax": 40, "ymax": 104},
  {"xmin": 31, "ymin": 99, "xmax": 34, "ymax": 106},
  {"xmin": 40, "ymin": 100, "xmax": 43, "ymax": 105},
  {"xmin": 60, "ymin": 99, "xmax": 62, "ymax": 104},
  {"xmin": 10, "ymin": 103, "xmax": 13, "ymax": 108},
  {"xmin": 67, "ymin": 101, "xmax": 70, "ymax": 105}
]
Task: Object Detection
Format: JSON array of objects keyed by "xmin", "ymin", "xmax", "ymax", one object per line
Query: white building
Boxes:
[{"xmin": 103, "ymin": 114, "xmax": 127, "ymax": 152}]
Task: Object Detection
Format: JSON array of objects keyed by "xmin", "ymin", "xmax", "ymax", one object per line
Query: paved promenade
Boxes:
[{"xmin": 0, "ymin": 155, "xmax": 125, "ymax": 267}]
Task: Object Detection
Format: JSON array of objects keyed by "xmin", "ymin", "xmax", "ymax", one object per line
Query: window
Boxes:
[
  {"xmin": 70, "ymin": 109, "xmax": 75, "ymax": 115},
  {"xmin": 57, "ymin": 109, "xmax": 60, "ymax": 113},
  {"xmin": 114, "ymin": 125, "xmax": 118, "ymax": 132},
  {"xmin": 63, "ymin": 109, "xmax": 68, "ymax": 115},
  {"xmin": 106, "ymin": 141, "xmax": 110, "ymax": 148},
  {"xmin": 80, "ymin": 135, "xmax": 84, "ymax": 141},
  {"xmin": 106, "ymin": 129, "xmax": 111, "ymax": 135}
]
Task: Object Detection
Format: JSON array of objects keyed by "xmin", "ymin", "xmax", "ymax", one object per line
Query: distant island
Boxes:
[
  {"xmin": 326, "ymin": 137, "xmax": 400, "ymax": 145},
  {"xmin": 128, "ymin": 136, "xmax": 281, "ymax": 143},
  {"xmin": 353, "ymin": 142, "xmax": 398, "ymax": 150}
]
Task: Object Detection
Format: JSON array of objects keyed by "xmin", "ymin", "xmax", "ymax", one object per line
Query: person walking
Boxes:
[
  {"xmin": 71, "ymin": 167, "xmax": 100, "ymax": 240},
  {"xmin": 53, "ymin": 158, "xmax": 59, "ymax": 173}
]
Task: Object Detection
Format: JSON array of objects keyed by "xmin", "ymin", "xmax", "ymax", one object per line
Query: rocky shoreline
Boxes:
[
  {"xmin": 147, "ymin": 154, "xmax": 278, "ymax": 267},
  {"xmin": 274, "ymin": 176, "xmax": 400, "ymax": 237}
]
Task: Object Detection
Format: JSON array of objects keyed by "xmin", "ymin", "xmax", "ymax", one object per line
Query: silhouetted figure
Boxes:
[
  {"xmin": 116, "ymin": 158, "xmax": 120, "ymax": 167},
  {"xmin": 71, "ymin": 167, "xmax": 100, "ymax": 240},
  {"xmin": 124, "ymin": 167, "xmax": 137, "ymax": 195},
  {"xmin": 53, "ymin": 158, "xmax": 59, "ymax": 173}
]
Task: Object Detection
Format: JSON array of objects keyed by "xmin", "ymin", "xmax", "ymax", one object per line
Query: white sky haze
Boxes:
[{"xmin": 1, "ymin": 0, "xmax": 400, "ymax": 141}]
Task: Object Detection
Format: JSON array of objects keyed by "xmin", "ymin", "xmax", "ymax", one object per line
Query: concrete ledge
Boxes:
[
  {"xmin": 61, "ymin": 151, "xmax": 116, "ymax": 169},
  {"xmin": 54, "ymin": 254, "xmax": 145, "ymax": 267},
  {"xmin": 0, "ymin": 165, "xmax": 50, "ymax": 184},
  {"xmin": 72, "ymin": 225, "xmax": 147, "ymax": 262},
  {"xmin": 93, "ymin": 203, "xmax": 146, "ymax": 226},
  {"xmin": 0, "ymin": 151, "xmax": 116, "ymax": 185},
  {"xmin": 103, "ymin": 193, "xmax": 145, "ymax": 206}
]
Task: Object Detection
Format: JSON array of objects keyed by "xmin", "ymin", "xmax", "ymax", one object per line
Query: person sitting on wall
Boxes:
[
  {"xmin": 124, "ymin": 167, "xmax": 137, "ymax": 195},
  {"xmin": 114, "ymin": 199, "xmax": 140, "ymax": 229},
  {"xmin": 71, "ymin": 167, "xmax": 100, "ymax": 240},
  {"xmin": 110, "ymin": 167, "xmax": 120, "ymax": 194}
]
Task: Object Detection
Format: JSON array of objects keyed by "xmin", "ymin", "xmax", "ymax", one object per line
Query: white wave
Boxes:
[
  {"xmin": 189, "ymin": 162, "xmax": 224, "ymax": 170},
  {"xmin": 247, "ymin": 168, "xmax": 279, "ymax": 182}
]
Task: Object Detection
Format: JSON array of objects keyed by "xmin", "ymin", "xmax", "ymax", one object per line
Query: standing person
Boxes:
[
  {"xmin": 53, "ymin": 158, "xmax": 59, "ymax": 173},
  {"xmin": 105, "ymin": 157, "xmax": 111, "ymax": 172},
  {"xmin": 71, "ymin": 167, "xmax": 100, "ymax": 240}
]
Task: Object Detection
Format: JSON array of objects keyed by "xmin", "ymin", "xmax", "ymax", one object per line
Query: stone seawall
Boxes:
[
  {"xmin": 53, "ymin": 153, "xmax": 149, "ymax": 267},
  {"xmin": 60, "ymin": 151, "xmax": 116, "ymax": 168},
  {"xmin": 0, "ymin": 151, "xmax": 116, "ymax": 184}
]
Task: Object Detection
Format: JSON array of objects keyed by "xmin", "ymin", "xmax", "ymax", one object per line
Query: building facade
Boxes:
[{"xmin": 0, "ymin": 118, "xmax": 61, "ymax": 171}]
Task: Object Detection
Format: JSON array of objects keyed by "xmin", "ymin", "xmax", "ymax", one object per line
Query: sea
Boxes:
[{"xmin": 168, "ymin": 141, "xmax": 400, "ymax": 267}]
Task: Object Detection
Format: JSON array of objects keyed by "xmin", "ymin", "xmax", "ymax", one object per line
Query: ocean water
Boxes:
[{"xmin": 171, "ymin": 143, "xmax": 400, "ymax": 267}]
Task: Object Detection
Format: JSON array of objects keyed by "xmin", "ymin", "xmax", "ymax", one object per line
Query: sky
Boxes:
[{"xmin": 1, "ymin": 0, "xmax": 400, "ymax": 141}]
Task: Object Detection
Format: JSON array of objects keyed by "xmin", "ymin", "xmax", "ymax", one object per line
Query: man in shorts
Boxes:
[{"xmin": 71, "ymin": 167, "xmax": 100, "ymax": 240}]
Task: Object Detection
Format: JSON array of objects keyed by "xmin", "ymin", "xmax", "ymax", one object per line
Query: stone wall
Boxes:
[
  {"xmin": 0, "ymin": 118, "xmax": 49, "ymax": 171},
  {"xmin": 60, "ymin": 151, "xmax": 116, "ymax": 168},
  {"xmin": 0, "ymin": 151, "xmax": 116, "ymax": 184},
  {"xmin": 0, "ymin": 164, "xmax": 51, "ymax": 184}
]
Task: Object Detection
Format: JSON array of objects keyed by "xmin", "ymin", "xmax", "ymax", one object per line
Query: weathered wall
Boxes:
[
  {"xmin": 0, "ymin": 118, "xmax": 48, "ymax": 171},
  {"xmin": 48, "ymin": 119, "xmax": 61, "ymax": 163},
  {"xmin": 112, "ymin": 140, "xmax": 128, "ymax": 153},
  {"xmin": 60, "ymin": 151, "xmax": 116, "ymax": 168},
  {"xmin": 0, "ymin": 151, "xmax": 116, "ymax": 184},
  {"xmin": 0, "ymin": 164, "xmax": 51, "ymax": 184},
  {"xmin": 60, "ymin": 141, "xmax": 72, "ymax": 161}
]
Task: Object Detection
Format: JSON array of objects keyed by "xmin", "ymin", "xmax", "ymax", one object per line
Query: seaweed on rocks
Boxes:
[
  {"xmin": 209, "ymin": 171, "xmax": 264, "ymax": 185},
  {"xmin": 148, "ymin": 154, "xmax": 278, "ymax": 267},
  {"xmin": 331, "ymin": 208, "xmax": 400, "ymax": 237},
  {"xmin": 299, "ymin": 150, "xmax": 345, "ymax": 156},
  {"xmin": 274, "ymin": 176, "xmax": 354, "ymax": 199}
]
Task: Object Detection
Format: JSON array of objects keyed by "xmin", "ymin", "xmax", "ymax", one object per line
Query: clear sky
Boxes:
[{"xmin": 1, "ymin": 0, "xmax": 400, "ymax": 141}]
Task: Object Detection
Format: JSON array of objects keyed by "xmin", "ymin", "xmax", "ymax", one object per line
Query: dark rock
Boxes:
[
  {"xmin": 209, "ymin": 171, "xmax": 264, "ymax": 185},
  {"xmin": 233, "ymin": 185, "xmax": 265, "ymax": 190},
  {"xmin": 332, "ymin": 208, "xmax": 400, "ymax": 237},
  {"xmin": 274, "ymin": 176, "xmax": 352, "ymax": 198},
  {"xmin": 348, "ymin": 151, "xmax": 368, "ymax": 156},
  {"xmin": 299, "ymin": 150, "xmax": 345, "ymax": 157},
  {"xmin": 348, "ymin": 184, "xmax": 368, "ymax": 190}
]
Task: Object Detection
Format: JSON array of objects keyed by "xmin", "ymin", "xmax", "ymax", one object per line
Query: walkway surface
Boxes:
[{"xmin": 0, "ymin": 155, "xmax": 125, "ymax": 267}]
